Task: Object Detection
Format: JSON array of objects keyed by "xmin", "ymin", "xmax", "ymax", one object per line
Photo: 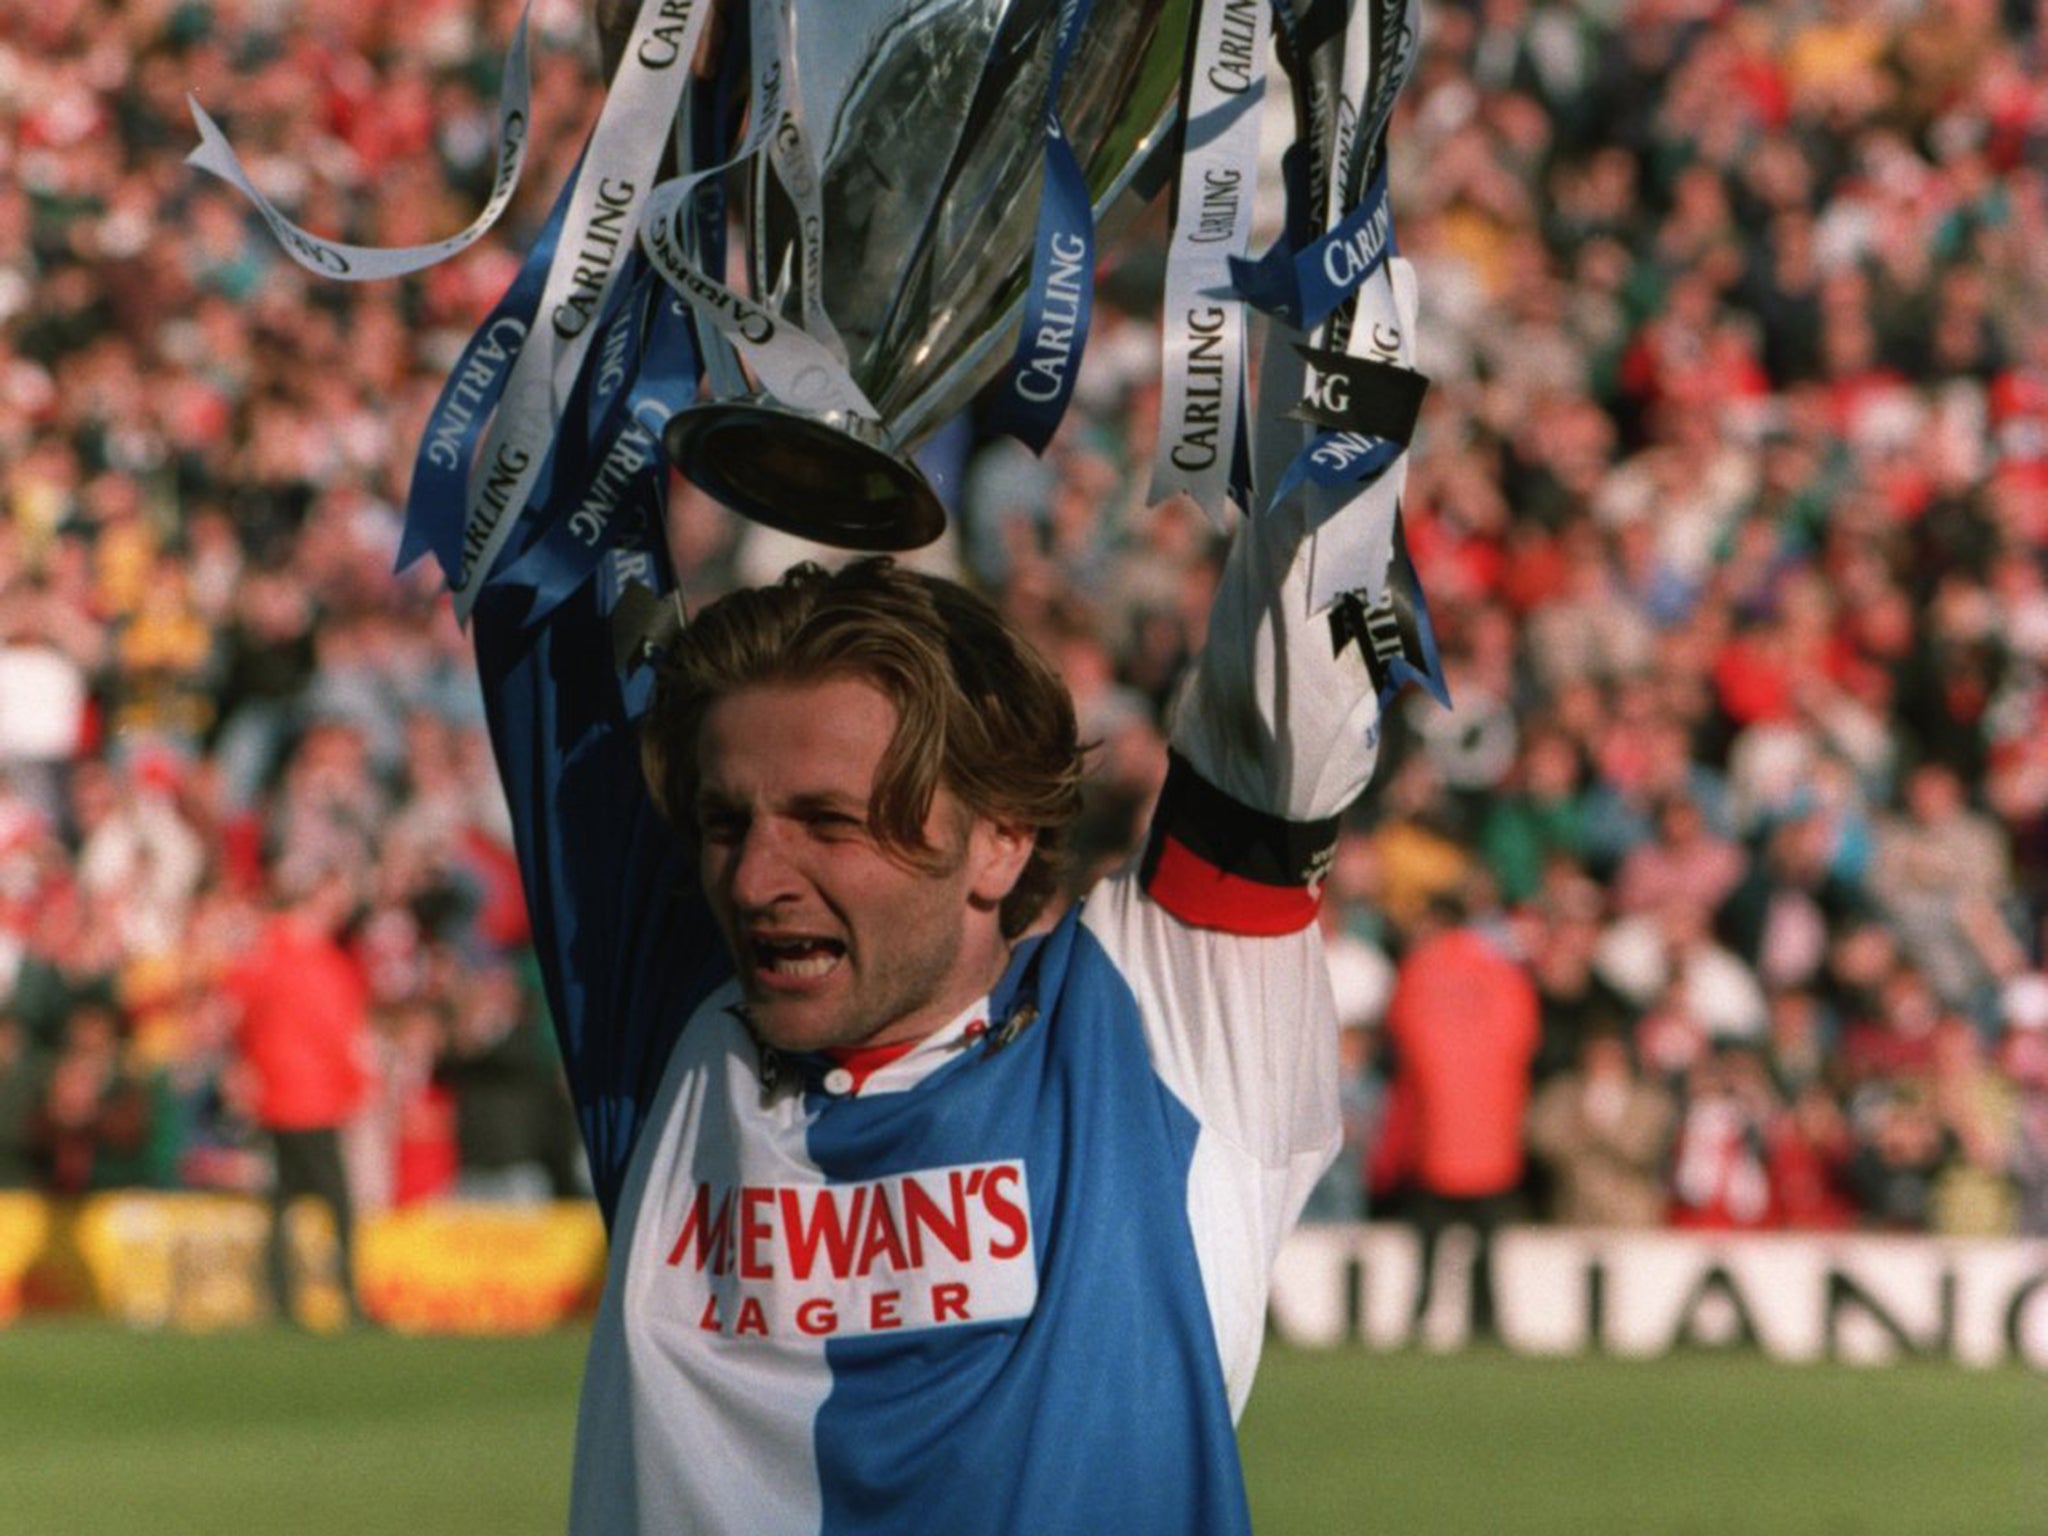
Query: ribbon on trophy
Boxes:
[
  {"xmin": 495, "ymin": 267, "xmax": 677, "ymax": 625},
  {"xmin": 640, "ymin": 0, "xmax": 875, "ymax": 425},
  {"xmin": 1148, "ymin": 0, "xmax": 1271, "ymax": 523},
  {"xmin": 441, "ymin": 0, "xmax": 707, "ymax": 621},
  {"xmin": 487, "ymin": 26, "xmax": 758, "ymax": 685},
  {"xmin": 397, "ymin": 161, "xmax": 578, "ymax": 585},
  {"xmin": 513, "ymin": 21, "xmax": 762, "ymax": 686},
  {"xmin": 189, "ymin": 3, "xmax": 549, "ymax": 592},
  {"xmin": 185, "ymin": 10, "xmax": 538, "ymax": 283},
  {"xmin": 980, "ymin": 0, "xmax": 1098, "ymax": 454},
  {"xmin": 188, "ymin": 0, "xmax": 709, "ymax": 694},
  {"xmin": 1236, "ymin": 0, "xmax": 1446, "ymax": 708},
  {"xmin": 190, "ymin": 0, "xmax": 1450, "ymax": 714},
  {"xmin": 494, "ymin": 257, "xmax": 687, "ymax": 698}
]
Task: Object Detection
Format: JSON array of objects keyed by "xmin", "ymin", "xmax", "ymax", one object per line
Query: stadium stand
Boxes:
[{"xmin": 0, "ymin": 0, "xmax": 2043, "ymax": 1254}]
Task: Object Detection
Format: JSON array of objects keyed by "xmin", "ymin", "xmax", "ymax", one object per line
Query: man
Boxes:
[
  {"xmin": 477, "ymin": 497, "xmax": 1385, "ymax": 1532},
  {"xmin": 1524, "ymin": 1024, "xmax": 1674, "ymax": 1227},
  {"xmin": 220, "ymin": 871, "xmax": 372, "ymax": 1324},
  {"xmin": 1383, "ymin": 887, "xmax": 1539, "ymax": 1341}
]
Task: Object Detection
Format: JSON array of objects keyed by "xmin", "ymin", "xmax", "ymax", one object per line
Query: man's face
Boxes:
[{"xmin": 694, "ymin": 676, "xmax": 1026, "ymax": 1055}]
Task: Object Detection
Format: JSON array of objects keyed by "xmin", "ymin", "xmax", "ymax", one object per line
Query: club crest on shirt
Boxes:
[{"xmin": 662, "ymin": 1160, "xmax": 1038, "ymax": 1340}]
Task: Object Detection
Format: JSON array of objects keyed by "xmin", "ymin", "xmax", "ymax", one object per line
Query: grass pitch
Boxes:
[
  {"xmin": 1237, "ymin": 1346, "xmax": 2043, "ymax": 1536},
  {"xmin": 0, "ymin": 1324, "xmax": 2038, "ymax": 1535}
]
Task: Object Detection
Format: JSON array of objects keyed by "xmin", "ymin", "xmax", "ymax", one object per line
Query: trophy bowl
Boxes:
[{"xmin": 654, "ymin": 0, "xmax": 1192, "ymax": 549}]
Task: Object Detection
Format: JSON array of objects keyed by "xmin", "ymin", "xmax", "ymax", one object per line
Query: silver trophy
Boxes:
[
  {"xmin": 608, "ymin": 0, "xmax": 1190, "ymax": 550},
  {"xmin": 193, "ymin": 0, "xmax": 1435, "ymax": 681}
]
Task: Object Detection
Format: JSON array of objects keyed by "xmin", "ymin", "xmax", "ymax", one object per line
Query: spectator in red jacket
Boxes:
[
  {"xmin": 1385, "ymin": 889, "xmax": 1540, "ymax": 1339},
  {"xmin": 222, "ymin": 872, "xmax": 372, "ymax": 1325}
]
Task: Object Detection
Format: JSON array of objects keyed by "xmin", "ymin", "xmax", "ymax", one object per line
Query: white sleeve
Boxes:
[
  {"xmin": 1111, "ymin": 483, "xmax": 1389, "ymax": 1151},
  {"xmin": 1077, "ymin": 501, "xmax": 1388, "ymax": 1416},
  {"xmin": 1084, "ymin": 865, "xmax": 1340, "ymax": 1170},
  {"xmin": 1081, "ymin": 866, "xmax": 1341, "ymax": 1420}
]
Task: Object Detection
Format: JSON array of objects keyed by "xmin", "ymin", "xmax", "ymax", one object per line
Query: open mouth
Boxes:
[{"xmin": 750, "ymin": 935, "xmax": 847, "ymax": 980}]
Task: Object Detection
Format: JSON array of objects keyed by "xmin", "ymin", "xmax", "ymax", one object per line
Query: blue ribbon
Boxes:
[
  {"xmin": 1267, "ymin": 430, "xmax": 1402, "ymax": 517},
  {"xmin": 471, "ymin": 32, "xmax": 750, "ymax": 637},
  {"xmin": 983, "ymin": 0, "xmax": 1098, "ymax": 453},
  {"xmin": 397, "ymin": 162, "xmax": 580, "ymax": 583},
  {"xmin": 500, "ymin": 283, "xmax": 701, "ymax": 626},
  {"xmin": 584, "ymin": 258, "xmax": 657, "ymax": 445},
  {"xmin": 595, "ymin": 492, "xmax": 669, "ymax": 618},
  {"xmin": 1229, "ymin": 163, "xmax": 1391, "ymax": 332},
  {"xmin": 1389, "ymin": 543, "xmax": 1449, "ymax": 710},
  {"xmin": 1330, "ymin": 522, "xmax": 1448, "ymax": 713},
  {"xmin": 500, "ymin": 35, "xmax": 748, "ymax": 636},
  {"xmin": 1260, "ymin": 206, "xmax": 1409, "ymax": 517}
]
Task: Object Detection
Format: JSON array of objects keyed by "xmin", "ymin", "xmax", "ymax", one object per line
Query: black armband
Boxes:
[{"xmin": 1139, "ymin": 752, "xmax": 1340, "ymax": 935}]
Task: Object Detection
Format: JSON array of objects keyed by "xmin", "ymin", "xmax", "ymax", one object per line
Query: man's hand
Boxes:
[{"xmin": 1170, "ymin": 495, "xmax": 1381, "ymax": 826}]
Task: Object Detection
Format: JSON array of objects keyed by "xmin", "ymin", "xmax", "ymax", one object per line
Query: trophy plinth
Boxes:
[{"xmin": 663, "ymin": 398, "xmax": 946, "ymax": 551}]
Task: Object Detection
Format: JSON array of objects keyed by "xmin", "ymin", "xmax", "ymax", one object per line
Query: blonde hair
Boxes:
[{"xmin": 642, "ymin": 559, "xmax": 1085, "ymax": 938}]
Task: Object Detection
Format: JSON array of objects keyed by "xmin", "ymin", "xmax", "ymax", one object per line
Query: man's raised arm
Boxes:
[
  {"xmin": 1072, "ymin": 506, "xmax": 1395, "ymax": 1415},
  {"xmin": 472, "ymin": 579, "xmax": 726, "ymax": 1223},
  {"xmin": 1143, "ymin": 507, "xmax": 1383, "ymax": 936}
]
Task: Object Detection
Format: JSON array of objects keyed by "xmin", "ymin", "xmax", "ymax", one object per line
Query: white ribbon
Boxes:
[
  {"xmin": 638, "ymin": 0, "xmax": 874, "ymax": 424},
  {"xmin": 1326, "ymin": 13, "xmax": 1372, "ymax": 235},
  {"xmin": 1324, "ymin": 0, "xmax": 1420, "ymax": 236},
  {"xmin": 642, "ymin": 187, "xmax": 877, "ymax": 418},
  {"xmin": 1149, "ymin": 0, "xmax": 1271, "ymax": 523},
  {"xmin": 184, "ymin": 8, "xmax": 536, "ymax": 281},
  {"xmin": 449, "ymin": 0, "xmax": 711, "ymax": 619},
  {"xmin": 764, "ymin": 0, "xmax": 845, "ymax": 360}
]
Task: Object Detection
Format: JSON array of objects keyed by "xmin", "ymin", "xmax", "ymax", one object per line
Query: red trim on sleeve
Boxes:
[{"xmin": 1143, "ymin": 832, "xmax": 1323, "ymax": 936}]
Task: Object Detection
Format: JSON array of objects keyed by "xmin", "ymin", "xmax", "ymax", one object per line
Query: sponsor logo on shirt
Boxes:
[{"xmin": 662, "ymin": 1161, "xmax": 1037, "ymax": 1340}]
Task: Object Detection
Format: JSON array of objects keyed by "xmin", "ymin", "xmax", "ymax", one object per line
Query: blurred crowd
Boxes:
[{"xmin": 1, "ymin": 0, "xmax": 2045, "ymax": 1245}]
